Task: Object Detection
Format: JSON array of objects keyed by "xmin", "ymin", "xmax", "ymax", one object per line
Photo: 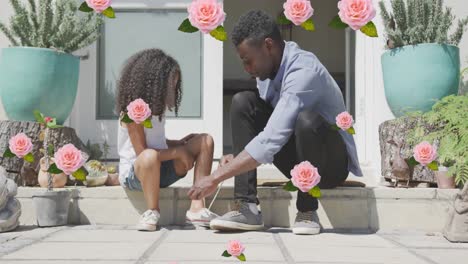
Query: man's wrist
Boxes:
[{"xmin": 212, "ymin": 172, "xmax": 223, "ymax": 185}]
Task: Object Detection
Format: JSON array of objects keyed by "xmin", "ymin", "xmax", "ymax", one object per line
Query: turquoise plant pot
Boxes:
[
  {"xmin": 381, "ymin": 43, "xmax": 459, "ymax": 117},
  {"xmin": 0, "ymin": 47, "xmax": 80, "ymax": 124}
]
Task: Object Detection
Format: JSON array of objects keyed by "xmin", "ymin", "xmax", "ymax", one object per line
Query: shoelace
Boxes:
[
  {"xmin": 207, "ymin": 180, "xmax": 224, "ymax": 211},
  {"xmin": 296, "ymin": 211, "xmax": 315, "ymax": 223}
]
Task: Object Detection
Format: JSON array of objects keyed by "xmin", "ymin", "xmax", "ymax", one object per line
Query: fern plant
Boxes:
[
  {"xmin": 406, "ymin": 95, "xmax": 468, "ymax": 186},
  {"xmin": 379, "ymin": 0, "xmax": 468, "ymax": 49},
  {"xmin": 0, "ymin": 0, "xmax": 103, "ymax": 53}
]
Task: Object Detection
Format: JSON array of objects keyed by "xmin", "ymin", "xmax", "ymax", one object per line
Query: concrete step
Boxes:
[{"xmin": 16, "ymin": 186, "xmax": 459, "ymax": 232}]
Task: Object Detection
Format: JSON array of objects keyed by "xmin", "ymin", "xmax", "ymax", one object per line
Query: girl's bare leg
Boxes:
[
  {"xmin": 173, "ymin": 133, "xmax": 214, "ymax": 212},
  {"xmin": 134, "ymin": 149, "xmax": 162, "ymax": 211}
]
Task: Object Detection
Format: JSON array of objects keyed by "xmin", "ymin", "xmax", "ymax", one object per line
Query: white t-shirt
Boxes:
[{"xmin": 117, "ymin": 115, "xmax": 168, "ymax": 185}]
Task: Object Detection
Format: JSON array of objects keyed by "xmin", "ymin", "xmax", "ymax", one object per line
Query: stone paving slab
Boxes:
[
  {"xmin": 1, "ymin": 225, "xmax": 468, "ymax": 264},
  {"xmin": 412, "ymin": 249, "xmax": 468, "ymax": 264},
  {"xmin": 149, "ymin": 242, "xmax": 285, "ymax": 262},
  {"xmin": 2, "ymin": 242, "xmax": 149, "ymax": 261}
]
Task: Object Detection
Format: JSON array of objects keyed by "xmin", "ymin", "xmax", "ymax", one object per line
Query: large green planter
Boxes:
[
  {"xmin": 0, "ymin": 47, "xmax": 80, "ymax": 124},
  {"xmin": 381, "ymin": 43, "xmax": 459, "ymax": 117}
]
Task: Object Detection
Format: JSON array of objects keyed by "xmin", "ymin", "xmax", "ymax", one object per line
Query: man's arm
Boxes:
[{"xmin": 212, "ymin": 150, "xmax": 259, "ymax": 184}]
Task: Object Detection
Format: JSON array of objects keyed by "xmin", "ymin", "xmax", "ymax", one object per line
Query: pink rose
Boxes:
[
  {"xmin": 86, "ymin": 0, "xmax": 112, "ymax": 13},
  {"xmin": 227, "ymin": 240, "xmax": 245, "ymax": 257},
  {"xmin": 54, "ymin": 144, "xmax": 86, "ymax": 175},
  {"xmin": 126, "ymin": 98, "xmax": 152, "ymax": 124},
  {"xmin": 9, "ymin": 133, "xmax": 33, "ymax": 158},
  {"xmin": 413, "ymin": 141, "xmax": 437, "ymax": 166},
  {"xmin": 44, "ymin": 117, "xmax": 53, "ymax": 123},
  {"xmin": 290, "ymin": 161, "xmax": 321, "ymax": 193},
  {"xmin": 337, "ymin": 0, "xmax": 376, "ymax": 30},
  {"xmin": 283, "ymin": 0, "xmax": 314, "ymax": 26},
  {"xmin": 188, "ymin": 0, "xmax": 226, "ymax": 34},
  {"xmin": 336, "ymin": 111, "xmax": 354, "ymax": 130}
]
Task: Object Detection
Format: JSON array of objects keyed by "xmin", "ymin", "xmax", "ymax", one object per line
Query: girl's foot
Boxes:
[
  {"xmin": 185, "ymin": 208, "xmax": 219, "ymax": 227},
  {"xmin": 137, "ymin": 210, "xmax": 160, "ymax": 231}
]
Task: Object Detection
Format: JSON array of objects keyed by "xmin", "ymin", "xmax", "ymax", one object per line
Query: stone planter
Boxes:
[{"xmin": 32, "ymin": 189, "xmax": 72, "ymax": 227}]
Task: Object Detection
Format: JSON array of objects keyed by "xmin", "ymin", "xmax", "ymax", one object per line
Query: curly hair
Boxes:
[
  {"xmin": 117, "ymin": 49, "xmax": 182, "ymax": 121},
  {"xmin": 231, "ymin": 10, "xmax": 282, "ymax": 47}
]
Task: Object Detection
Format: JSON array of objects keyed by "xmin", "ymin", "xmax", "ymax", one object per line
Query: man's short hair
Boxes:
[{"xmin": 231, "ymin": 10, "xmax": 282, "ymax": 47}]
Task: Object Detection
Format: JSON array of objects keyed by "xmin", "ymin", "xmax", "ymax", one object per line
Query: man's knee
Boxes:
[
  {"xmin": 231, "ymin": 91, "xmax": 257, "ymax": 116},
  {"xmin": 295, "ymin": 110, "xmax": 325, "ymax": 134}
]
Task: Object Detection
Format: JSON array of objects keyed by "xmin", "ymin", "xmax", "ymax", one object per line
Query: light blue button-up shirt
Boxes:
[{"xmin": 244, "ymin": 41, "xmax": 363, "ymax": 176}]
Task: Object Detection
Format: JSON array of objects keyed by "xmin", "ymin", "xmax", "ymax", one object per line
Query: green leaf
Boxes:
[
  {"xmin": 347, "ymin": 127, "xmax": 356, "ymax": 135},
  {"xmin": 23, "ymin": 153, "xmax": 35, "ymax": 163},
  {"xmin": 178, "ymin": 18, "xmax": 199, "ymax": 33},
  {"xmin": 237, "ymin": 253, "xmax": 246, "ymax": 262},
  {"xmin": 102, "ymin": 6, "xmax": 116, "ymax": 18},
  {"xmin": 209, "ymin": 25, "xmax": 227, "ymax": 41},
  {"xmin": 72, "ymin": 167, "xmax": 88, "ymax": 181},
  {"xmin": 3, "ymin": 147, "xmax": 16, "ymax": 158},
  {"xmin": 283, "ymin": 180, "xmax": 299, "ymax": 192},
  {"xmin": 121, "ymin": 113, "xmax": 133, "ymax": 124},
  {"xmin": 277, "ymin": 13, "xmax": 292, "ymax": 25},
  {"xmin": 329, "ymin": 15, "xmax": 348, "ymax": 29},
  {"xmin": 308, "ymin": 186, "xmax": 321, "ymax": 198},
  {"xmin": 47, "ymin": 163, "xmax": 63, "ymax": 174},
  {"xmin": 142, "ymin": 119, "xmax": 153, "ymax": 129},
  {"xmin": 360, "ymin": 21, "xmax": 378, "ymax": 37},
  {"xmin": 330, "ymin": 124, "xmax": 340, "ymax": 131},
  {"xmin": 428, "ymin": 161, "xmax": 439, "ymax": 171},
  {"xmin": 222, "ymin": 250, "xmax": 231, "ymax": 257},
  {"xmin": 406, "ymin": 156, "xmax": 419, "ymax": 167},
  {"xmin": 300, "ymin": 18, "xmax": 315, "ymax": 31},
  {"xmin": 47, "ymin": 144, "xmax": 54, "ymax": 156},
  {"xmin": 46, "ymin": 118, "xmax": 63, "ymax": 129},
  {"xmin": 78, "ymin": 1, "xmax": 93, "ymax": 12},
  {"xmin": 33, "ymin": 110, "xmax": 45, "ymax": 124}
]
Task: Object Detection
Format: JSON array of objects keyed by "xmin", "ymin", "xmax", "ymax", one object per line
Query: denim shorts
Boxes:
[{"xmin": 123, "ymin": 160, "xmax": 182, "ymax": 191}]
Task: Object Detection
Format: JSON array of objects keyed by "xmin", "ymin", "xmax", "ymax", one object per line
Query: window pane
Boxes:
[{"xmin": 97, "ymin": 10, "xmax": 202, "ymax": 119}]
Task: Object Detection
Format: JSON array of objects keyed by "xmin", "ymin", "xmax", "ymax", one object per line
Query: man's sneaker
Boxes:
[
  {"xmin": 292, "ymin": 211, "xmax": 321, "ymax": 235},
  {"xmin": 210, "ymin": 202, "xmax": 264, "ymax": 231},
  {"xmin": 136, "ymin": 210, "xmax": 160, "ymax": 231},
  {"xmin": 186, "ymin": 208, "xmax": 219, "ymax": 227},
  {"xmin": 0, "ymin": 197, "xmax": 21, "ymax": 233}
]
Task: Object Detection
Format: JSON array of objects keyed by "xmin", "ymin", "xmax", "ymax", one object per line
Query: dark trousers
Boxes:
[{"xmin": 231, "ymin": 91, "xmax": 349, "ymax": 212}]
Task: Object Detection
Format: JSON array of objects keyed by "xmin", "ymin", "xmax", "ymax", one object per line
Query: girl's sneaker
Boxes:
[
  {"xmin": 185, "ymin": 208, "xmax": 219, "ymax": 228},
  {"xmin": 136, "ymin": 210, "xmax": 160, "ymax": 231}
]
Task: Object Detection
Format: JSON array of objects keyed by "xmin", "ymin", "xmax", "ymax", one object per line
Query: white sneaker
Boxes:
[
  {"xmin": 186, "ymin": 208, "xmax": 219, "ymax": 227},
  {"xmin": 136, "ymin": 210, "xmax": 160, "ymax": 231}
]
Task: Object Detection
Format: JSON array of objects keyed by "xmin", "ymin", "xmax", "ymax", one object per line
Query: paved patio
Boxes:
[{"xmin": 1, "ymin": 225, "xmax": 467, "ymax": 264}]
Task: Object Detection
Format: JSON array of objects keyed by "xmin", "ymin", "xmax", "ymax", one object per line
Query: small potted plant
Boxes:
[
  {"xmin": 379, "ymin": 0, "xmax": 468, "ymax": 117},
  {"xmin": 406, "ymin": 95, "xmax": 468, "ymax": 188},
  {"xmin": 3, "ymin": 111, "xmax": 88, "ymax": 227}
]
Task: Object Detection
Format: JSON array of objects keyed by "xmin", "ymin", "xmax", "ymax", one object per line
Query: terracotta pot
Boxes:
[
  {"xmin": 435, "ymin": 167, "xmax": 456, "ymax": 189},
  {"xmin": 37, "ymin": 157, "xmax": 68, "ymax": 188}
]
